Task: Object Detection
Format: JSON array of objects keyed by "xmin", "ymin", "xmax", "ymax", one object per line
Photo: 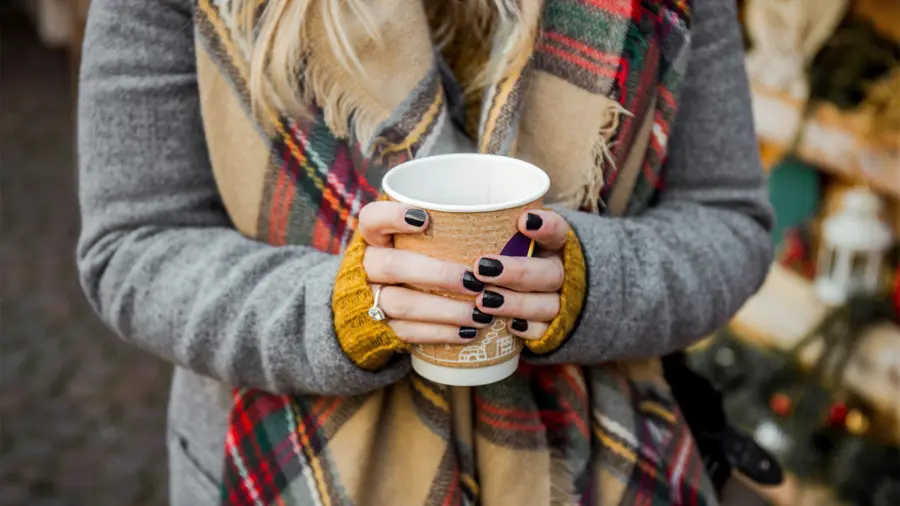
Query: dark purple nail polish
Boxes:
[
  {"xmin": 477, "ymin": 258, "xmax": 503, "ymax": 277},
  {"xmin": 404, "ymin": 208, "xmax": 427, "ymax": 227},
  {"xmin": 525, "ymin": 213, "xmax": 543, "ymax": 231},
  {"xmin": 481, "ymin": 290, "xmax": 504, "ymax": 308},
  {"xmin": 462, "ymin": 271, "xmax": 485, "ymax": 292},
  {"xmin": 459, "ymin": 327, "xmax": 478, "ymax": 339},
  {"xmin": 472, "ymin": 308, "xmax": 493, "ymax": 324},
  {"xmin": 511, "ymin": 318, "xmax": 528, "ymax": 332}
]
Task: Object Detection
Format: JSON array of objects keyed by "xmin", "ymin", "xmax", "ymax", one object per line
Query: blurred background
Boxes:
[
  {"xmin": 1, "ymin": 1, "xmax": 171, "ymax": 505},
  {"xmin": 1, "ymin": 0, "xmax": 898, "ymax": 505}
]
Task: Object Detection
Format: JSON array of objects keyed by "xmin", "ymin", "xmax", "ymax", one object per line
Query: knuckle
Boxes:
[
  {"xmin": 545, "ymin": 216, "xmax": 567, "ymax": 247},
  {"xmin": 503, "ymin": 291, "xmax": 523, "ymax": 316},
  {"xmin": 522, "ymin": 294, "xmax": 546, "ymax": 319},
  {"xmin": 388, "ymin": 320, "xmax": 410, "ymax": 338},
  {"xmin": 548, "ymin": 295, "xmax": 561, "ymax": 318},
  {"xmin": 552, "ymin": 261, "xmax": 565, "ymax": 290},
  {"xmin": 358, "ymin": 226, "xmax": 377, "ymax": 246},
  {"xmin": 517, "ymin": 258, "xmax": 542, "ymax": 290},
  {"xmin": 508, "ymin": 258, "xmax": 526, "ymax": 287},
  {"xmin": 381, "ymin": 287, "xmax": 410, "ymax": 319},
  {"xmin": 548, "ymin": 211, "xmax": 564, "ymax": 229},
  {"xmin": 532, "ymin": 322, "xmax": 550, "ymax": 338},
  {"xmin": 381, "ymin": 250, "xmax": 403, "ymax": 280},
  {"xmin": 364, "ymin": 248, "xmax": 390, "ymax": 281},
  {"xmin": 362, "ymin": 247, "xmax": 379, "ymax": 277},
  {"xmin": 524, "ymin": 295, "xmax": 543, "ymax": 318},
  {"xmin": 551, "ymin": 223, "xmax": 566, "ymax": 247},
  {"xmin": 357, "ymin": 203, "xmax": 374, "ymax": 226},
  {"xmin": 358, "ymin": 202, "xmax": 386, "ymax": 232},
  {"xmin": 437, "ymin": 262, "xmax": 451, "ymax": 288},
  {"xmin": 555, "ymin": 213, "xmax": 571, "ymax": 234},
  {"xmin": 438, "ymin": 262, "xmax": 461, "ymax": 291}
]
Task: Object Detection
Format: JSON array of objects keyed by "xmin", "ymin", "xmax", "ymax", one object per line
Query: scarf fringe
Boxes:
[
  {"xmin": 556, "ymin": 101, "xmax": 633, "ymax": 212},
  {"xmin": 550, "ymin": 453, "xmax": 583, "ymax": 504},
  {"xmin": 301, "ymin": 57, "xmax": 391, "ymax": 143}
]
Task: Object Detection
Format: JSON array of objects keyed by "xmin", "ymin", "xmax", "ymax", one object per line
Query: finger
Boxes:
[
  {"xmin": 379, "ymin": 286, "xmax": 492, "ymax": 327},
  {"xmin": 364, "ymin": 247, "xmax": 481, "ymax": 296},
  {"xmin": 476, "ymin": 287, "xmax": 560, "ymax": 321},
  {"xmin": 472, "ymin": 254, "xmax": 564, "ymax": 292},
  {"xmin": 507, "ymin": 319, "xmax": 549, "ymax": 341},
  {"xmin": 517, "ymin": 209, "xmax": 569, "ymax": 251},
  {"xmin": 358, "ymin": 201, "xmax": 429, "ymax": 247},
  {"xmin": 389, "ymin": 320, "xmax": 482, "ymax": 345}
]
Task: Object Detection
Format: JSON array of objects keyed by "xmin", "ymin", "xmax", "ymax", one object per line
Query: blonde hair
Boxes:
[{"xmin": 229, "ymin": 0, "xmax": 535, "ymax": 130}]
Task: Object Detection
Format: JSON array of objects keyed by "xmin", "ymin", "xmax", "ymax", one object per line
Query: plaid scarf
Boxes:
[{"xmin": 193, "ymin": 0, "xmax": 716, "ymax": 504}]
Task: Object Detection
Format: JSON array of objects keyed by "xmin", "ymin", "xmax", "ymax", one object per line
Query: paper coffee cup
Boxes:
[{"xmin": 382, "ymin": 154, "xmax": 550, "ymax": 386}]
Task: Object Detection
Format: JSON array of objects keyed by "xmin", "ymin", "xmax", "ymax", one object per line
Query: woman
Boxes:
[{"xmin": 77, "ymin": 0, "xmax": 773, "ymax": 504}]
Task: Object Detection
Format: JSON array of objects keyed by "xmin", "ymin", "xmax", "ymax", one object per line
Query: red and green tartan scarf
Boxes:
[{"xmin": 192, "ymin": 0, "xmax": 717, "ymax": 504}]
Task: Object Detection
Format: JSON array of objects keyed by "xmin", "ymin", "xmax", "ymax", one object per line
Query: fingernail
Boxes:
[
  {"xmin": 404, "ymin": 209, "xmax": 427, "ymax": 227},
  {"xmin": 481, "ymin": 290, "xmax": 504, "ymax": 308},
  {"xmin": 459, "ymin": 327, "xmax": 478, "ymax": 339},
  {"xmin": 462, "ymin": 271, "xmax": 485, "ymax": 292},
  {"xmin": 472, "ymin": 307, "xmax": 493, "ymax": 324},
  {"xmin": 511, "ymin": 318, "xmax": 528, "ymax": 332},
  {"xmin": 525, "ymin": 213, "xmax": 543, "ymax": 231},
  {"xmin": 477, "ymin": 258, "xmax": 503, "ymax": 277}
]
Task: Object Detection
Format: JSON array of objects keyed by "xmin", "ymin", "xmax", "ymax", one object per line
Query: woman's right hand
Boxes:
[{"xmin": 359, "ymin": 201, "xmax": 495, "ymax": 344}]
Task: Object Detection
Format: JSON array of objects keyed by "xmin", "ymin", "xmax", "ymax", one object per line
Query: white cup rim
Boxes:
[{"xmin": 381, "ymin": 154, "xmax": 550, "ymax": 213}]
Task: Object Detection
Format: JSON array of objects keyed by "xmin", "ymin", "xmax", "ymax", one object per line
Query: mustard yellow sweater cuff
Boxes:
[
  {"xmin": 524, "ymin": 229, "xmax": 587, "ymax": 355},
  {"xmin": 332, "ymin": 232, "xmax": 407, "ymax": 371}
]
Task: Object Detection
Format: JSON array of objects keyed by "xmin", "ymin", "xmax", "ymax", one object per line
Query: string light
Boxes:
[
  {"xmin": 770, "ymin": 393, "xmax": 793, "ymax": 417},
  {"xmin": 845, "ymin": 409, "xmax": 870, "ymax": 435}
]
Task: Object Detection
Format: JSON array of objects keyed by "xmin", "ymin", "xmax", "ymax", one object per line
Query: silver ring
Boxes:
[{"xmin": 367, "ymin": 285, "xmax": 387, "ymax": 322}]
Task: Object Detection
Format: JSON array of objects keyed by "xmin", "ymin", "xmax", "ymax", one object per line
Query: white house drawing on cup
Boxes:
[
  {"xmin": 413, "ymin": 319, "xmax": 520, "ymax": 364},
  {"xmin": 458, "ymin": 319, "xmax": 515, "ymax": 362},
  {"xmin": 458, "ymin": 346, "xmax": 487, "ymax": 362}
]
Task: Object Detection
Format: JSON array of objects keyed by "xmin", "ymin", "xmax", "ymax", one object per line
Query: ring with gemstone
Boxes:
[{"xmin": 368, "ymin": 285, "xmax": 387, "ymax": 322}]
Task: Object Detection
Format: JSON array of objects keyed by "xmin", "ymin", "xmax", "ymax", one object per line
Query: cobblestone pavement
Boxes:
[{"xmin": 1, "ymin": 11, "xmax": 171, "ymax": 506}]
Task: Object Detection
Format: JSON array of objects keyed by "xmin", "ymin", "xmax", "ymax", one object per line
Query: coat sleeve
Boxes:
[{"xmin": 76, "ymin": 0, "xmax": 409, "ymax": 394}]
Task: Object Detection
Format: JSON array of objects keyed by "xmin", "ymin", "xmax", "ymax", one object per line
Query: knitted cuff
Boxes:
[
  {"xmin": 332, "ymin": 232, "xmax": 408, "ymax": 371},
  {"xmin": 524, "ymin": 229, "xmax": 587, "ymax": 355}
]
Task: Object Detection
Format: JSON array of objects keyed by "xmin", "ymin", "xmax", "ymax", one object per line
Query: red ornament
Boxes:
[
  {"xmin": 770, "ymin": 393, "xmax": 792, "ymax": 417},
  {"xmin": 828, "ymin": 402, "xmax": 848, "ymax": 427}
]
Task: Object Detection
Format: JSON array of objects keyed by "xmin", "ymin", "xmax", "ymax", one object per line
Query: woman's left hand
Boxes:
[{"xmin": 472, "ymin": 209, "xmax": 570, "ymax": 340}]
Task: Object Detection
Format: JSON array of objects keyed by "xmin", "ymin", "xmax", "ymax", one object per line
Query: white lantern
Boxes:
[{"xmin": 814, "ymin": 188, "xmax": 894, "ymax": 306}]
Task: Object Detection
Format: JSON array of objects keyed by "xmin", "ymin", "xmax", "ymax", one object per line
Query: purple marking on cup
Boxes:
[{"xmin": 500, "ymin": 232, "xmax": 537, "ymax": 258}]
